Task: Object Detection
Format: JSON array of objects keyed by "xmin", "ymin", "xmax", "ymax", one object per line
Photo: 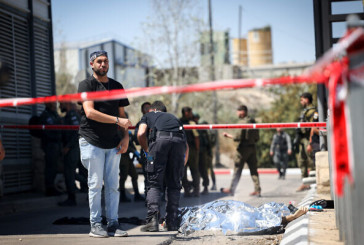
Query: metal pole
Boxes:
[
  {"xmin": 208, "ymin": 0, "xmax": 221, "ymax": 166},
  {"xmin": 313, "ymin": 0, "xmax": 328, "ymax": 151}
]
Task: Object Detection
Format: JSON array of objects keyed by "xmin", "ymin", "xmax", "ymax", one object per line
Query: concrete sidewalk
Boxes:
[
  {"xmin": 0, "ymin": 168, "xmax": 298, "ymax": 216},
  {"xmin": 281, "ymin": 184, "xmax": 343, "ymax": 245},
  {"xmin": 0, "ymin": 169, "xmax": 343, "ymax": 244}
]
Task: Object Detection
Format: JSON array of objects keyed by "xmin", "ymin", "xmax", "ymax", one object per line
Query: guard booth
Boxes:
[{"xmin": 0, "ymin": 0, "xmax": 55, "ymax": 195}]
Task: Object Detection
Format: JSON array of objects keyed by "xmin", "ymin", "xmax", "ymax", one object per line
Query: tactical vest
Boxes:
[
  {"xmin": 299, "ymin": 105, "xmax": 317, "ymax": 138},
  {"xmin": 237, "ymin": 116, "xmax": 259, "ymax": 148},
  {"xmin": 275, "ymin": 133, "xmax": 288, "ymax": 152}
]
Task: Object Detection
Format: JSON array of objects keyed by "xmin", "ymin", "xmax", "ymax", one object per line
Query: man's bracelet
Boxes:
[{"xmin": 115, "ymin": 117, "xmax": 119, "ymax": 124}]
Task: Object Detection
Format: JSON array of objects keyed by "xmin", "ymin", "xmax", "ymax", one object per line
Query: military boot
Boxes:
[{"xmin": 140, "ymin": 213, "xmax": 159, "ymax": 232}]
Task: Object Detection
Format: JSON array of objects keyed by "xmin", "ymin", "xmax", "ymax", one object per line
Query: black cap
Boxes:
[{"xmin": 89, "ymin": 50, "xmax": 108, "ymax": 62}]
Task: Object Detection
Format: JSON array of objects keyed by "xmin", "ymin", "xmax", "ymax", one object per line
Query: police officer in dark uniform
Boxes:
[
  {"xmin": 58, "ymin": 102, "xmax": 80, "ymax": 206},
  {"xmin": 295, "ymin": 92, "xmax": 320, "ymax": 191},
  {"xmin": 270, "ymin": 128, "xmax": 292, "ymax": 180},
  {"xmin": 40, "ymin": 102, "xmax": 62, "ymax": 196},
  {"xmin": 138, "ymin": 101, "xmax": 189, "ymax": 232}
]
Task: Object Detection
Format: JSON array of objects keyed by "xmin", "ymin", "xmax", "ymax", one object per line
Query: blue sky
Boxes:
[{"xmin": 51, "ymin": 0, "xmax": 362, "ymax": 65}]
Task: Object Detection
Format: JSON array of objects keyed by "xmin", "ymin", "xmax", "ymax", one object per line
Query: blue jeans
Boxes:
[{"xmin": 79, "ymin": 137, "xmax": 121, "ymax": 226}]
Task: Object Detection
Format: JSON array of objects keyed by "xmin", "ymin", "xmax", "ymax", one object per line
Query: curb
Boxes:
[
  {"xmin": 280, "ymin": 184, "xmax": 316, "ymax": 245},
  {"xmin": 213, "ymin": 168, "xmax": 302, "ymax": 175}
]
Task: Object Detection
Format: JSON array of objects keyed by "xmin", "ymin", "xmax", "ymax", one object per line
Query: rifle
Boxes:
[{"xmin": 293, "ymin": 128, "xmax": 303, "ymax": 154}]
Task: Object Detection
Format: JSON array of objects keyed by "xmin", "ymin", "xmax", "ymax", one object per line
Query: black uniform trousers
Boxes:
[
  {"xmin": 63, "ymin": 145, "xmax": 80, "ymax": 199},
  {"xmin": 146, "ymin": 133, "xmax": 186, "ymax": 226},
  {"xmin": 43, "ymin": 141, "xmax": 61, "ymax": 192}
]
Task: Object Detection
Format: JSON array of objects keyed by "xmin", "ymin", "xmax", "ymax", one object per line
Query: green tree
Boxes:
[
  {"xmin": 256, "ymin": 84, "xmax": 317, "ymax": 168},
  {"xmin": 55, "ymin": 43, "xmax": 77, "ymax": 95}
]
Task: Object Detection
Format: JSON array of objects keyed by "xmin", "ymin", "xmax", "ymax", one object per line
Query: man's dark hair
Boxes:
[
  {"xmin": 141, "ymin": 102, "xmax": 151, "ymax": 112},
  {"xmin": 181, "ymin": 106, "xmax": 192, "ymax": 116},
  {"xmin": 237, "ymin": 105, "xmax": 248, "ymax": 113},
  {"xmin": 300, "ymin": 92, "xmax": 313, "ymax": 103},
  {"xmin": 151, "ymin": 101, "xmax": 167, "ymax": 112}
]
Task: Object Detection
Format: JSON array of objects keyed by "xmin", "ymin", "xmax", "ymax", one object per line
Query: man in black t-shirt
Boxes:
[
  {"xmin": 138, "ymin": 101, "xmax": 189, "ymax": 232},
  {"xmin": 78, "ymin": 50, "xmax": 132, "ymax": 238}
]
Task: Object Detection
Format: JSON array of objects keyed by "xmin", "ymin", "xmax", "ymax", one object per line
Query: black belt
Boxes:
[{"xmin": 157, "ymin": 131, "xmax": 184, "ymax": 139}]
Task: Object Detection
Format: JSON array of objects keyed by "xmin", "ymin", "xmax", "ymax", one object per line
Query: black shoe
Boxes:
[
  {"xmin": 192, "ymin": 187, "xmax": 200, "ymax": 197},
  {"xmin": 134, "ymin": 194, "xmax": 145, "ymax": 202},
  {"xmin": 183, "ymin": 186, "xmax": 192, "ymax": 197},
  {"xmin": 210, "ymin": 184, "xmax": 217, "ymax": 191},
  {"xmin": 140, "ymin": 214, "xmax": 159, "ymax": 232},
  {"xmin": 58, "ymin": 199, "xmax": 76, "ymax": 207},
  {"xmin": 201, "ymin": 186, "xmax": 208, "ymax": 195}
]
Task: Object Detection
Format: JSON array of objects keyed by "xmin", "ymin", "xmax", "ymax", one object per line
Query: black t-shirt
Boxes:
[
  {"xmin": 140, "ymin": 111, "xmax": 184, "ymax": 132},
  {"xmin": 78, "ymin": 76, "xmax": 130, "ymax": 149}
]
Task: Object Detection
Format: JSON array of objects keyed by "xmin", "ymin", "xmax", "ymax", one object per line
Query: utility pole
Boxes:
[
  {"xmin": 238, "ymin": 5, "xmax": 242, "ymax": 64},
  {"xmin": 208, "ymin": 0, "xmax": 221, "ymax": 166}
]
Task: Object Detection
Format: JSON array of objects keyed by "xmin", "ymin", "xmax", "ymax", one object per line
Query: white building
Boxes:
[{"xmin": 54, "ymin": 39, "xmax": 154, "ymax": 89}]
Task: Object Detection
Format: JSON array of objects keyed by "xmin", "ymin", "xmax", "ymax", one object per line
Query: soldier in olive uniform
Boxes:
[
  {"xmin": 40, "ymin": 102, "xmax": 62, "ymax": 196},
  {"xmin": 58, "ymin": 102, "xmax": 81, "ymax": 206},
  {"xmin": 180, "ymin": 107, "xmax": 200, "ymax": 197},
  {"xmin": 295, "ymin": 92, "xmax": 320, "ymax": 192},
  {"xmin": 221, "ymin": 105, "xmax": 261, "ymax": 197},
  {"xmin": 192, "ymin": 114, "xmax": 210, "ymax": 195}
]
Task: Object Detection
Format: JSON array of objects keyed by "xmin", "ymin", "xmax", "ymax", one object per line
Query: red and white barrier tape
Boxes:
[
  {"xmin": 0, "ymin": 75, "xmax": 327, "ymax": 108},
  {"xmin": 0, "ymin": 122, "xmax": 326, "ymax": 131},
  {"xmin": 327, "ymin": 58, "xmax": 353, "ymax": 197}
]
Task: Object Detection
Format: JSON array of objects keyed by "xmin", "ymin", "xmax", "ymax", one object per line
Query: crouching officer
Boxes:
[{"xmin": 138, "ymin": 101, "xmax": 189, "ymax": 232}]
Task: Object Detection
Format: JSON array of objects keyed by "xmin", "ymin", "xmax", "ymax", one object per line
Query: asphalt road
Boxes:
[{"xmin": 0, "ymin": 170, "xmax": 307, "ymax": 245}]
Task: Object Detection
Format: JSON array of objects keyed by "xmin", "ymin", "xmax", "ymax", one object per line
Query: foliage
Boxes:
[
  {"xmin": 55, "ymin": 43, "xmax": 77, "ymax": 96},
  {"xmin": 138, "ymin": 0, "xmax": 205, "ymax": 113},
  {"xmin": 56, "ymin": 72, "xmax": 76, "ymax": 95},
  {"xmin": 255, "ymin": 84, "xmax": 317, "ymax": 168}
]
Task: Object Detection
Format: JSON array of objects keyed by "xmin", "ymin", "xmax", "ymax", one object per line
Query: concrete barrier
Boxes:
[{"xmin": 315, "ymin": 151, "xmax": 330, "ymax": 195}]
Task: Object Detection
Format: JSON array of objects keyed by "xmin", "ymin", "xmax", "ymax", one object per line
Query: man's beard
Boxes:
[{"xmin": 93, "ymin": 68, "xmax": 108, "ymax": 76}]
